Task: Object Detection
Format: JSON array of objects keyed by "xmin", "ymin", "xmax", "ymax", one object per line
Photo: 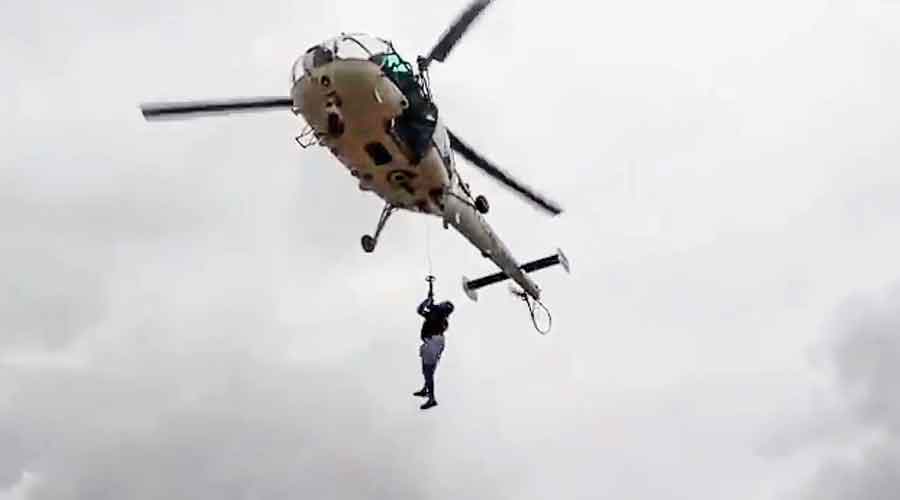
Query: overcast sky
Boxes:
[{"xmin": 2, "ymin": 0, "xmax": 899, "ymax": 498}]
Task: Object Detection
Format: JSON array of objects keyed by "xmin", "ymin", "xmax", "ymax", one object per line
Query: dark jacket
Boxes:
[{"xmin": 418, "ymin": 297, "xmax": 454, "ymax": 339}]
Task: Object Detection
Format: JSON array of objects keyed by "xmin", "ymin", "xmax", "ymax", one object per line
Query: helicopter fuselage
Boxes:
[
  {"xmin": 290, "ymin": 55, "xmax": 542, "ymax": 299},
  {"xmin": 139, "ymin": 1, "xmax": 568, "ymax": 305},
  {"xmin": 291, "ymin": 58, "xmax": 454, "ymax": 215}
]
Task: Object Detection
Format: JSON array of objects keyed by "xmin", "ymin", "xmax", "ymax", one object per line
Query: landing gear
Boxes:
[
  {"xmin": 361, "ymin": 235, "xmax": 377, "ymax": 253},
  {"xmin": 361, "ymin": 203, "xmax": 396, "ymax": 253},
  {"xmin": 475, "ymin": 195, "xmax": 490, "ymax": 214},
  {"xmin": 459, "ymin": 179, "xmax": 489, "ymax": 214}
]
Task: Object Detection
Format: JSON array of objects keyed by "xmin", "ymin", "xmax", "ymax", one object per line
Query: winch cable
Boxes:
[{"xmin": 424, "ymin": 219, "xmax": 435, "ymax": 279}]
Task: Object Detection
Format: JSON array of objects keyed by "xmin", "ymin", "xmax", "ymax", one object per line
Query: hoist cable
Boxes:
[{"xmin": 424, "ymin": 219, "xmax": 434, "ymax": 277}]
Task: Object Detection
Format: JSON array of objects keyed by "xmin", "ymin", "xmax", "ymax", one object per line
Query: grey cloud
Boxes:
[
  {"xmin": 832, "ymin": 289, "xmax": 900, "ymax": 432},
  {"xmin": 786, "ymin": 285, "xmax": 900, "ymax": 500},
  {"xmin": 1, "ymin": 354, "xmax": 433, "ymax": 500},
  {"xmin": 4, "ymin": 0, "xmax": 900, "ymax": 498},
  {"xmin": 803, "ymin": 442, "xmax": 900, "ymax": 500}
]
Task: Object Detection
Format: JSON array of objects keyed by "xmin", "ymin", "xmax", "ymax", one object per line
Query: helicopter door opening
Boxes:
[{"xmin": 369, "ymin": 54, "xmax": 437, "ymax": 165}]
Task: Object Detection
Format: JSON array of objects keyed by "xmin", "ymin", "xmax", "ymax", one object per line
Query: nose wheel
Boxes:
[
  {"xmin": 361, "ymin": 203, "xmax": 396, "ymax": 253},
  {"xmin": 475, "ymin": 195, "xmax": 490, "ymax": 214}
]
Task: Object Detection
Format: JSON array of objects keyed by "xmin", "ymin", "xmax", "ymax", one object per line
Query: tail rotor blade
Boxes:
[
  {"xmin": 448, "ymin": 129, "xmax": 563, "ymax": 216},
  {"xmin": 140, "ymin": 97, "xmax": 293, "ymax": 121}
]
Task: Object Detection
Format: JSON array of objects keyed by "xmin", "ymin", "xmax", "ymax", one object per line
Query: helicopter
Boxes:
[{"xmin": 140, "ymin": 0, "xmax": 570, "ymax": 306}]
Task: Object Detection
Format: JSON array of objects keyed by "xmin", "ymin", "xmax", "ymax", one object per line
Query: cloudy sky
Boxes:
[{"xmin": 2, "ymin": 0, "xmax": 899, "ymax": 498}]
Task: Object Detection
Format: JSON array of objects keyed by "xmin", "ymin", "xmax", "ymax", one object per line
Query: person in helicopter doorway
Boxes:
[
  {"xmin": 370, "ymin": 52, "xmax": 438, "ymax": 165},
  {"xmin": 414, "ymin": 277, "xmax": 454, "ymax": 410}
]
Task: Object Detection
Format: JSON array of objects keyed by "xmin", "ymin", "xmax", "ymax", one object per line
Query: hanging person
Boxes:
[{"xmin": 414, "ymin": 277, "xmax": 454, "ymax": 410}]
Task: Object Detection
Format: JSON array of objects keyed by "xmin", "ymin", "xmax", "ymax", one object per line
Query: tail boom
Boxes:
[{"xmin": 441, "ymin": 193, "xmax": 542, "ymax": 299}]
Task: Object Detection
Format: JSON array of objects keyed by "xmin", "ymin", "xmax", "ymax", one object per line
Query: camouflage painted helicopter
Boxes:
[{"xmin": 140, "ymin": 0, "xmax": 569, "ymax": 304}]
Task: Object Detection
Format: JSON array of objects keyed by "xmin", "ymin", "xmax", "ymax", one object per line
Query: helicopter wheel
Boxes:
[
  {"xmin": 361, "ymin": 235, "xmax": 377, "ymax": 253},
  {"xmin": 475, "ymin": 195, "xmax": 490, "ymax": 214}
]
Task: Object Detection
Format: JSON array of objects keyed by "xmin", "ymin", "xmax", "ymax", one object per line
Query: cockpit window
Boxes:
[
  {"xmin": 335, "ymin": 37, "xmax": 373, "ymax": 60},
  {"xmin": 291, "ymin": 33, "xmax": 396, "ymax": 83},
  {"xmin": 306, "ymin": 45, "xmax": 333, "ymax": 70},
  {"xmin": 335, "ymin": 34, "xmax": 392, "ymax": 58}
]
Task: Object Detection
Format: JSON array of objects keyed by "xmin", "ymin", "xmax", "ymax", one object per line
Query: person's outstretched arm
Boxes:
[{"xmin": 417, "ymin": 296, "xmax": 433, "ymax": 317}]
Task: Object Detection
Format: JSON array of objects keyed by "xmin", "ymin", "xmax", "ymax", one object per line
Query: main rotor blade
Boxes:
[
  {"xmin": 448, "ymin": 129, "xmax": 563, "ymax": 216},
  {"xmin": 140, "ymin": 97, "xmax": 293, "ymax": 121},
  {"xmin": 422, "ymin": 0, "xmax": 494, "ymax": 69}
]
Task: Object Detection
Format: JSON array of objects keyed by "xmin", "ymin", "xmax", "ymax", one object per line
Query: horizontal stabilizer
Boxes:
[{"xmin": 462, "ymin": 248, "xmax": 570, "ymax": 301}]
